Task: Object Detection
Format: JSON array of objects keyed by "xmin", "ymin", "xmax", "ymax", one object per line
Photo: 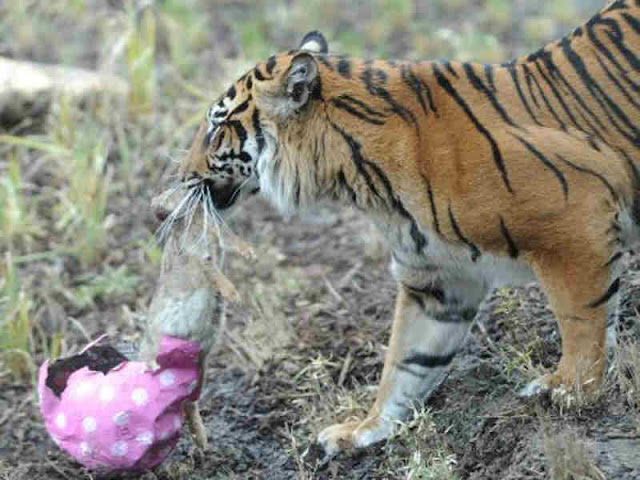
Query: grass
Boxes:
[
  {"xmin": 542, "ymin": 427, "xmax": 606, "ymax": 480},
  {"xmin": 383, "ymin": 408, "xmax": 459, "ymax": 480},
  {"xmin": 0, "ymin": 150, "xmax": 43, "ymax": 251},
  {"xmin": 615, "ymin": 336, "xmax": 640, "ymax": 411},
  {"xmin": 0, "ymin": 253, "xmax": 34, "ymax": 381}
]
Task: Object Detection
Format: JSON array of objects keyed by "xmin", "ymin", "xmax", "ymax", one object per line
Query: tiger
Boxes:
[{"xmin": 162, "ymin": 0, "xmax": 640, "ymax": 457}]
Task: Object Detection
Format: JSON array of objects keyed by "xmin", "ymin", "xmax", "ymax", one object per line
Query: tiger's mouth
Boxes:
[
  {"xmin": 204, "ymin": 180, "xmax": 261, "ymax": 210},
  {"xmin": 205, "ymin": 180, "xmax": 238, "ymax": 210}
]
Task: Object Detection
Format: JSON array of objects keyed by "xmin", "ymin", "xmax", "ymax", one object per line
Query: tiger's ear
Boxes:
[
  {"xmin": 299, "ymin": 30, "xmax": 328, "ymax": 54},
  {"xmin": 285, "ymin": 52, "xmax": 318, "ymax": 109}
]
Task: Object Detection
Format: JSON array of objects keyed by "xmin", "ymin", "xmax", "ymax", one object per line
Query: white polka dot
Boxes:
[
  {"xmin": 74, "ymin": 382, "xmax": 94, "ymax": 398},
  {"xmin": 55, "ymin": 413, "xmax": 66, "ymax": 429},
  {"xmin": 99, "ymin": 385, "xmax": 115, "ymax": 403},
  {"xmin": 159, "ymin": 370, "xmax": 175, "ymax": 387},
  {"xmin": 131, "ymin": 387, "xmax": 148, "ymax": 406},
  {"xmin": 111, "ymin": 441, "xmax": 128, "ymax": 457},
  {"xmin": 113, "ymin": 411, "xmax": 129, "ymax": 426},
  {"xmin": 136, "ymin": 431, "xmax": 154, "ymax": 445},
  {"xmin": 82, "ymin": 417, "xmax": 97, "ymax": 433},
  {"xmin": 80, "ymin": 442, "xmax": 92, "ymax": 455}
]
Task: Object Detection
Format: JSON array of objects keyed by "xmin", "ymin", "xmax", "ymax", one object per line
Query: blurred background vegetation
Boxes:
[{"xmin": 0, "ymin": 0, "xmax": 607, "ymax": 389}]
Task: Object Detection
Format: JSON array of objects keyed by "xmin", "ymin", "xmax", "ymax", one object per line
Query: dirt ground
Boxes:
[
  {"xmin": 3, "ymin": 197, "xmax": 640, "ymax": 479},
  {"xmin": 2, "ymin": 1, "xmax": 640, "ymax": 479}
]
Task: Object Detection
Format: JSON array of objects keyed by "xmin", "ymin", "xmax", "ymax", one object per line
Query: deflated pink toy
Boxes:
[{"xmin": 38, "ymin": 336, "xmax": 202, "ymax": 473}]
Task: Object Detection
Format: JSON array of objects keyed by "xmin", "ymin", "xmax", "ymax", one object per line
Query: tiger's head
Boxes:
[{"xmin": 178, "ymin": 31, "xmax": 330, "ymax": 214}]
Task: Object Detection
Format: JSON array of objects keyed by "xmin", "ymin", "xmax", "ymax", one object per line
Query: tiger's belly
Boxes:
[{"xmin": 383, "ymin": 219, "xmax": 536, "ymax": 294}]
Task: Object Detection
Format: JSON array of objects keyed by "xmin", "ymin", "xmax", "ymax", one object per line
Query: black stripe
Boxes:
[
  {"xmin": 544, "ymin": 40, "xmax": 608, "ymax": 134},
  {"xmin": 331, "ymin": 122, "xmax": 384, "ymax": 203},
  {"xmin": 463, "ymin": 63, "xmax": 518, "ymax": 127},
  {"xmin": 562, "ymin": 31, "xmax": 640, "ymax": 148},
  {"xmin": 204, "ymin": 128, "xmax": 215, "ymax": 147},
  {"xmin": 410, "ymin": 221, "xmax": 427, "ymax": 253},
  {"xmin": 336, "ymin": 95, "xmax": 388, "ymax": 119},
  {"xmin": 533, "ymin": 58, "xmax": 583, "ymax": 131},
  {"xmin": 337, "ymin": 169, "xmax": 358, "ymax": 205},
  {"xmin": 448, "ymin": 206, "xmax": 481, "ymax": 261},
  {"xmin": 254, "ymin": 68, "xmax": 266, "ymax": 81},
  {"xmin": 227, "ymin": 120, "xmax": 247, "ymax": 143},
  {"xmin": 589, "ymin": 278, "xmax": 621, "ymax": 308},
  {"xmin": 522, "ymin": 63, "xmax": 566, "ymax": 130},
  {"xmin": 433, "ymin": 64, "xmax": 513, "ymax": 193},
  {"xmin": 252, "ymin": 108, "xmax": 265, "ymax": 154},
  {"xmin": 587, "ymin": 26, "xmax": 640, "ymax": 96},
  {"xmin": 622, "ymin": 12, "xmax": 640, "ymax": 35},
  {"xmin": 404, "ymin": 283, "xmax": 446, "ymax": 304},
  {"xmin": 499, "ymin": 216, "xmax": 519, "ymax": 259},
  {"xmin": 229, "ymin": 96, "xmax": 251, "ymax": 118},
  {"xmin": 555, "ymin": 154, "xmax": 618, "ymax": 201},
  {"xmin": 316, "ymin": 54, "xmax": 334, "ymax": 71},
  {"xmin": 595, "ymin": 16, "xmax": 640, "ymax": 73},
  {"xmin": 605, "ymin": 252, "xmax": 623, "ymax": 267},
  {"xmin": 337, "ymin": 55, "xmax": 351, "ymax": 78},
  {"xmin": 332, "ymin": 97, "xmax": 386, "ymax": 125},
  {"xmin": 604, "ymin": 0, "xmax": 628, "ymax": 12},
  {"xmin": 401, "ymin": 64, "xmax": 429, "ymax": 116},
  {"xmin": 406, "ymin": 289, "xmax": 427, "ymax": 310},
  {"xmin": 227, "ymin": 85, "xmax": 237, "ymax": 100},
  {"xmin": 361, "ymin": 64, "xmax": 419, "ymax": 129},
  {"xmin": 522, "ymin": 64, "xmax": 541, "ymax": 109},
  {"xmin": 594, "ymin": 52, "xmax": 640, "ymax": 111},
  {"xmin": 265, "ymin": 55, "xmax": 277, "ymax": 75},
  {"xmin": 402, "ymin": 352, "xmax": 456, "ymax": 369},
  {"xmin": 425, "ymin": 177, "xmax": 441, "ymax": 234},
  {"xmin": 506, "ymin": 63, "xmax": 542, "ymax": 126},
  {"xmin": 443, "ymin": 61, "xmax": 459, "ymax": 78},
  {"xmin": 514, "ymin": 135, "xmax": 568, "ymax": 200},
  {"xmin": 422, "ymin": 76, "xmax": 438, "ymax": 116},
  {"xmin": 331, "ymin": 122, "xmax": 422, "ymax": 238}
]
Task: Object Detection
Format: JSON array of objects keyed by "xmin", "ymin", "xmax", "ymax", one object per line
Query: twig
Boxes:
[{"xmin": 337, "ymin": 350, "xmax": 353, "ymax": 388}]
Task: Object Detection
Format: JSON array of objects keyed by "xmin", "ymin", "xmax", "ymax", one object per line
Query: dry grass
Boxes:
[
  {"xmin": 615, "ymin": 336, "xmax": 640, "ymax": 406},
  {"xmin": 543, "ymin": 428, "xmax": 606, "ymax": 480}
]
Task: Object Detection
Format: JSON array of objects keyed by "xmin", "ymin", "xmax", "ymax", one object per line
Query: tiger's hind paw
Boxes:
[{"xmin": 518, "ymin": 376, "xmax": 551, "ymax": 398}]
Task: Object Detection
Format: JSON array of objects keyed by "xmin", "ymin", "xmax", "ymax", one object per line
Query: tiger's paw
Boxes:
[
  {"xmin": 518, "ymin": 371, "xmax": 601, "ymax": 405},
  {"xmin": 518, "ymin": 374, "xmax": 553, "ymax": 398},
  {"xmin": 306, "ymin": 417, "xmax": 395, "ymax": 463}
]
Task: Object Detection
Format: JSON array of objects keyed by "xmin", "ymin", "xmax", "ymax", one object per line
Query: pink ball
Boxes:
[{"xmin": 38, "ymin": 336, "xmax": 202, "ymax": 473}]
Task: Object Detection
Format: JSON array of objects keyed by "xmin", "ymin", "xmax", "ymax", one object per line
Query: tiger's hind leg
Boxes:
[
  {"xmin": 313, "ymin": 272, "xmax": 487, "ymax": 458},
  {"xmin": 519, "ymin": 240, "xmax": 616, "ymax": 398}
]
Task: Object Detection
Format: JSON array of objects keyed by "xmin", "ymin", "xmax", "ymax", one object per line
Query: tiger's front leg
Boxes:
[{"xmin": 316, "ymin": 273, "xmax": 486, "ymax": 457}]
